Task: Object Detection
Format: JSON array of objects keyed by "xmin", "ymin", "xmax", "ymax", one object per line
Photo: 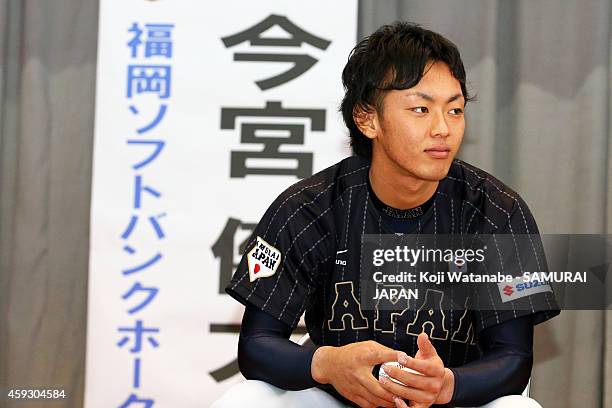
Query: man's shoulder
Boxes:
[
  {"xmin": 274, "ymin": 156, "xmax": 370, "ymax": 207},
  {"xmin": 443, "ymin": 160, "xmax": 529, "ymax": 215}
]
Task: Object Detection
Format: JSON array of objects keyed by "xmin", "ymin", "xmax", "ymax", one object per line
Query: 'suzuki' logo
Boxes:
[{"xmin": 498, "ymin": 276, "xmax": 552, "ymax": 303}]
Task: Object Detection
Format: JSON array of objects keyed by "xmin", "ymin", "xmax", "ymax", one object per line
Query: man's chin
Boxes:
[
  {"xmin": 420, "ymin": 173, "xmax": 448, "ymax": 182},
  {"xmin": 417, "ymin": 165, "xmax": 452, "ymax": 182},
  {"xmin": 390, "ymin": 159, "xmax": 452, "ymax": 182}
]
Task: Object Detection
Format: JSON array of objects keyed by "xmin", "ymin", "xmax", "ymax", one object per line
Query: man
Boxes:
[{"xmin": 214, "ymin": 22, "xmax": 559, "ymax": 408}]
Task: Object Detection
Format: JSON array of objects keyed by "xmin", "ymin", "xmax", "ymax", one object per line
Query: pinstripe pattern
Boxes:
[{"xmin": 226, "ymin": 156, "xmax": 560, "ymax": 367}]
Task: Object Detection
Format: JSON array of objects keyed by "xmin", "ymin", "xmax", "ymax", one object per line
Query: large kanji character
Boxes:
[{"xmin": 221, "ymin": 15, "xmax": 330, "ymax": 90}]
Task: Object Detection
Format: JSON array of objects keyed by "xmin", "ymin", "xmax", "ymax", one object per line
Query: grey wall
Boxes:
[{"xmin": 0, "ymin": 1, "xmax": 98, "ymax": 407}]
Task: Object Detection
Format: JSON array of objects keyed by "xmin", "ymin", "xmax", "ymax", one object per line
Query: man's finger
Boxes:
[
  {"xmin": 362, "ymin": 373, "xmax": 398, "ymax": 402},
  {"xmin": 356, "ymin": 384, "xmax": 395, "ymax": 408},
  {"xmin": 371, "ymin": 343, "xmax": 408, "ymax": 365},
  {"xmin": 399, "ymin": 355, "xmax": 444, "ymax": 377},
  {"xmin": 382, "ymin": 365, "xmax": 438, "ymax": 392},
  {"xmin": 416, "ymin": 332, "xmax": 437, "ymax": 359},
  {"xmin": 379, "ymin": 375, "xmax": 434, "ymax": 404},
  {"xmin": 394, "ymin": 396, "xmax": 409, "ymax": 408}
]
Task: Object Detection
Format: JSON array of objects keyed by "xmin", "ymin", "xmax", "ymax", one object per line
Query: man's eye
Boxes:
[
  {"xmin": 411, "ymin": 107, "xmax": 428, "ymax": 113},
  {"xmin": 449, "ymin": 108, "xmax": 464, "ymax": 115}
]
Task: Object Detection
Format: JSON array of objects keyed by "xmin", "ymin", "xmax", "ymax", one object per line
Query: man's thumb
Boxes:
[{"xmin": 416, "ymin": 332, "xmax": 436, "ymax": 358}]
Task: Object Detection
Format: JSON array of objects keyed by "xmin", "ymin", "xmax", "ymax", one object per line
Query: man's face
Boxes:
[{"xmin": 366, "ymin": 61, "xmax": 465, "ymax": 182}]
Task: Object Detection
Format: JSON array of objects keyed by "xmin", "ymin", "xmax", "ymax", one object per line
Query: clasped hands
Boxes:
[{"xmin": 311, "ymin": 333, "xmax": 454, "ymax": 408}]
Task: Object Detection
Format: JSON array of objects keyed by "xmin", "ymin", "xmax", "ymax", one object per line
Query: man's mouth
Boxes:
[{"xmin": 424, "ymin": 146, "xmax": 451, "ymax": 159}]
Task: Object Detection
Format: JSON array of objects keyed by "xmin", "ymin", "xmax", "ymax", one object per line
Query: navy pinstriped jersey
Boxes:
[{"xmin": 226, "ymin": 156, "xmax": 560, "ymax": 369}]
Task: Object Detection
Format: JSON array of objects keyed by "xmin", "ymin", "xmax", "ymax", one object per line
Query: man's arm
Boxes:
[
  {"xmin": 238, "ymin": 304, "xmax": 402, "ymax": 407},
  {"xmin": 447, "ymin": 314, "xmax": 534, "ymax": 406},
  {"xmin": 237, "ymin": 304, "xmax": 319, "ymax": 390},
  {"xmin": 379, "ymin": 315, "xmax": 534, "ymax": 407}
]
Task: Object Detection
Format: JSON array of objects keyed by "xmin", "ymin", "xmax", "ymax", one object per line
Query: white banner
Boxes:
[{"xmin": 86, "ymin": 0, "xmax": 357, "ymax": 406}]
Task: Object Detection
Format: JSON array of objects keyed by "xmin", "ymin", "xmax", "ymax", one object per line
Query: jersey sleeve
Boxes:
[
  {"xmin": 471, "ymin": 197, "xmax": 560, "ymax": 333},
  {"xmin": 225, "ymin": 190, "xmax": 333, "ymax": 329}
]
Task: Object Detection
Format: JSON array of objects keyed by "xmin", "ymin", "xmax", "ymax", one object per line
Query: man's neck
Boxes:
[{"xmin": 368, "ymin": 158, "xmax": 439, "ymax": 210}]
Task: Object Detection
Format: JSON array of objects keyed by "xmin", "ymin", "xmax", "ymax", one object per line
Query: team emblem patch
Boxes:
[
  {"xmin": 497, "ymin": 275, "xmax": 552, "ymax": 303},
  {"xmin": 247, "ymin": 236, "xmax": 281, "ymax": 282}
]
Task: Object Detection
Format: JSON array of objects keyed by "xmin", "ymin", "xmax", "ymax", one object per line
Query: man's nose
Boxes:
[{"xmin": 430, "ymin": 110, "xmax": 449, "ymax": 137}]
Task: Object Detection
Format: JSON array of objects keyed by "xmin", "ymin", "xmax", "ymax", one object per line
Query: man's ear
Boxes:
[{"xmin": 353, "ymin": 105, "xmax": 379, "ymax": 140}]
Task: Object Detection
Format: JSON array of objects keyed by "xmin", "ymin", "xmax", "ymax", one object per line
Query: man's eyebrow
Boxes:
[
  {"xmin": 447, "ymin": 93, "xmax": 464, "ymax": 103},
  {"xmin": 406, "ymin": 92, "xmax": 464, "ymax": 103}
]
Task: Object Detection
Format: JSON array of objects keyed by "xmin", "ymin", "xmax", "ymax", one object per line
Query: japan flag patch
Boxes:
[{"xmin": 247, "ymin": 236, "xmax": 281, "ymax": 282}]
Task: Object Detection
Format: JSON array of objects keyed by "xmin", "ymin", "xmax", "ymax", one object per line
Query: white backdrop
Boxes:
[{"xmin": 86, "ymin": 0, "xmax": 357, "ymax": 406}]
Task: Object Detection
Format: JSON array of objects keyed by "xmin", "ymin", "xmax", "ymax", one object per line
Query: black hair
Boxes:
[{"xmin": 340, "ymin": 22, "xmax": 472, "ymax": 158}]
